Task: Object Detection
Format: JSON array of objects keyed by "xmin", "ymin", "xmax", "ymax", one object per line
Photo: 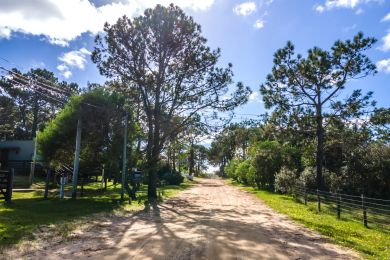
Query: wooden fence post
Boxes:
[
  {"xmin": 362, "ymin": 194, "xmax": 368, "ymax": 227},
  {"xmin": 317, "ymin": 189, "xmax": 321, "ymax": 212},
  {"xmin": 6, "ymin": 168, "xmax": 14, "ymax": 204}
]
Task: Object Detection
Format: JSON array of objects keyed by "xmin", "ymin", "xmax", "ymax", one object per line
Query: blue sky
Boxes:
[{"xmin": 0, "ymin": 0, "xmax": 389, "ymax": 122}]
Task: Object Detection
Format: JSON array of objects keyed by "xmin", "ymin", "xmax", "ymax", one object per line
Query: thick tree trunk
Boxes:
[
  {"xmin": 147, "ymin": 158, "xmax": 158, "ymax": 198},
  {"xmin": 189, "ymin": 141, "xmax": 194, "ymax": 176},
  {"xmin": 316, "ymin": 105, "xmax": 324, "ymax": 190},
  {"xmin": 172, "ymin": 145, "xmax": 176, "ymax": 171}
]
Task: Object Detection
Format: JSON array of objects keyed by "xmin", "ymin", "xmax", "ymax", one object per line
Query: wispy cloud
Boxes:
[
  {"xmin": 57, "ymin": 48, "xmax": 91, "ymax": 78},
  {"xmin": 315, "ymin": 0, "xmax": 382, "ymax": 13},
  {"xmin": 0, "ymin": 0, "xmax": 215, "ymax": 46},
  {"xmin": 376, "ymin": 58, "xmax": 390, "ymax": 73},
  {"xmin": 382, "ymin": 12, "xmax": 390, "ymax": 22},
  {"xmin": 249, "ymin": 91, "xmax": 263, "ymax": 103},
  {"xmin": 233, "ymin": 2, "xmax": 257, "ymax": 16},
  {"xmin": 253, "ymin": 19, "xmax": 265, "ymax": 29},
  {"xmin": 342, "ymin": 24, "xmax": 357, "ymax": 32}
]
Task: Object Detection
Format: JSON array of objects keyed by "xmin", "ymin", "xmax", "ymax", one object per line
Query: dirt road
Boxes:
[{"xmin": 14, "ymin": 178, "xmax": 358, "ymax": 259}]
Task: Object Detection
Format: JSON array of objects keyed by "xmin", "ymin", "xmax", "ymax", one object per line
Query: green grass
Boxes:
[
  {"xmin": 0, "ymin": 179, "xmax": 193, "ymax": 248},
  {"xmin": 229, "ymin": 180, "xmax": 390, "ymax": 260}
]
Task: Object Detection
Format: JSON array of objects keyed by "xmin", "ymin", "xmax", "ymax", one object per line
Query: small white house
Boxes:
[{"xmin": 0, "ymin": 140, "xmax": 37, "ymax": 174}]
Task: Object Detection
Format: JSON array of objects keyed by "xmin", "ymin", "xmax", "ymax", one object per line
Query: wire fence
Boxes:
[{"xmin": 294, "ymin": 184, "xmax": 390, "ymax": 230}]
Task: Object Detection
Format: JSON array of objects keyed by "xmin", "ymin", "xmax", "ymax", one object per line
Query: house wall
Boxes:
[{"xmin": 0, "ymin": 140, "xmax": 35, "ymax": 161}]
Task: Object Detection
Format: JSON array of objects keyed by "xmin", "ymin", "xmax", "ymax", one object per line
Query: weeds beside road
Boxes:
[{"xmin": 229, "ymin": 180, "xmax": 389, "ymax": 259}]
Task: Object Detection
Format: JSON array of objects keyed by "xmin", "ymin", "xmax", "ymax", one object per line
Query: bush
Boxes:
[
  {"xmin": 161, "ymin": 171, "xmax": 184, "ymax": 185},
  {"xmin": 235, "ymin": 160, "xmax": 253, "ymax": 184},
  {"xmin": 250, "ymin": 140, "xmax": 283, "ymax": 189},
  {"xmin": 298, "ymin": 166, "xmax": 316, "ymax": 189},
  {"xmin": 225, "ymin": 158, "xmax": 240, "ymax": 180},
  {"xmin": 157, "ymin": 163, "xmax": 184, "ymax": 185},
  {"xmin": 274, "ymin": 167, "xmax": 297, "ymax": 194}
]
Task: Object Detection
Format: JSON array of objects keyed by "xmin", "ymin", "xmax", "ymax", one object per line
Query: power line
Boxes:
[
  {"xmin": 0, "ymin": 63, "xmax": 108, "ymax": 111},
  {"xmin": 0, "ymin": 56, "xmax": 73, "ymax": 95},
  {"xmin": 0, "ymin": 66, "xmax": 71, "ymax": 95}
]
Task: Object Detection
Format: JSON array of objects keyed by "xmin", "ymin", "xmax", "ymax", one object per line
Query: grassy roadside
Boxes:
[
  {"xmin": 229, "ymin": 180, "xmax": 389, "ymax": 260},
  {"xmin": 0, "ymin": 179, "xmax": 194, "ymax": 248}
]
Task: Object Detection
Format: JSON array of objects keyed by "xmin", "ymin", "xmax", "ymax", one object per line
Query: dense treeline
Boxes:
[{"xmin": 209, "ymin": 33, "xmax": 390, "ymax": 199}]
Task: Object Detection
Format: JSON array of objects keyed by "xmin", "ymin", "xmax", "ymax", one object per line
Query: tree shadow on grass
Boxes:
[{"xmin": 0, "ymin": 196, "xmax": 120, "ymax": 247}]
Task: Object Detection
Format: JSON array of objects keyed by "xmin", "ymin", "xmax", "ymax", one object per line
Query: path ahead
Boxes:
[{"xmin": 20, "ymin": 179, "xmax": 358, "ymax": 259}]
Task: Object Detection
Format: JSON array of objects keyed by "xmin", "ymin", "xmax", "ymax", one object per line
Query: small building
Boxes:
[{"xmin": 0, "ymin": 140, "xmax": 37, "ymax": 175}]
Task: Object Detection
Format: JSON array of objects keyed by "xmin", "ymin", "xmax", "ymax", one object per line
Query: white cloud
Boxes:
[
  {"xmin": 59, "ymin": 48, "xmax": 91, "ymax": 70},
  {"xmin": 382, "ymin": 12, "xmax": 390, "ymax": 22},
  {"xmin": 57, "ymin": 64, "xmax": 72, "ymax": 79},
  {"xmin": 376, "ymin": 58, "xmax": 390, "ymax": 73},
  {"xmin": 57, "ymin": 48, "xmax": 91, "ymax": 78},
  {"xmin": 380, "ymin": 30, "xmax": 390, "ymax": 51},
  {"xmin": 0, "ymin": 0, "xmax": 215, "ymax": 46},
  {"xmin": 253, "ymin": 19, "xmax": 265, "ymax": 29},
  {"xmin": 355, "ymin": 8, "xmax": 364, "ymax": 14},
  {"xmin": 315, "ymin": 0, "xmax": 382, "ymax": 13},
  {"xmin": 0, "ymin": 26, "xmax": 11, "ymax": 39},
  {"xmin": 342, "ymin": 24, "xmax": 357, "ymax": 32},
  {"xmin": 233, "ymin": 2, "xmax": 257, "ymax": 16},
  {"xmin": 315, "ymin": 5, "xmax": 326, "ymax": 12},
  {"xmin": 249, "ymin": 91, "xmax": 263, "ymax": 103}
]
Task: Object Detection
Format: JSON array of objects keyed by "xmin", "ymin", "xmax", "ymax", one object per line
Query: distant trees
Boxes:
[
  {"xmin": 0, "ymin": 68, "xmax": 78, "ymax": 140},
  {"xmin": 260, "ymin": 33, "xmax": 377, "ymax": 189},
  {"xmin": 92, "ymin": 4, "xmax": 250, "ymax": 198}
]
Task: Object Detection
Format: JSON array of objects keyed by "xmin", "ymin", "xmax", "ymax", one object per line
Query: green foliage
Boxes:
[
  {"xmin": 230, "ymin": 181, "xmax": 390, "ymax": 259},
  {"xmin": 0, "ymin": 68, "xmax": 78, "ymax": 140},
  {"xmin": 298, "ymin": 166, "xmax": 316, "ymax": 188},
  {"xmin": 161, "ymin": 172, "xmax": 184, "ymax": 185},
  {"xmin": 235, "ymin": 160, "xmax": 253, "ymax": 185},
  {"xmin": 157, "ymin": 163, "xmax": 184, "ymax": 185},
  {"xmin": 250, "ymin": 140, "xmax": 283, "ymax": 189},
  {"xmin": 274, "ymin": 167, "xmax": 297, "ymax": 194},
  {"xmin": 36, "ymin": 87, "xmax": 128, "ymax": 174},
  {"xmin": 260, "ymin": 33, "xmax": 378, "ymax": 189},
  {"xmin": 93, "ymin": 4, "xmax": 250, "ymax": 197},
  {"xmin": 225, "ymin": 158, "xmax": 240, "ymax": 180}
]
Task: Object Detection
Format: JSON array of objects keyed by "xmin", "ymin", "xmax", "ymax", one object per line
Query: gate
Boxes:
[{"xmin": 0, "ymin": 169, "xmax": 14, "ymax": 203}]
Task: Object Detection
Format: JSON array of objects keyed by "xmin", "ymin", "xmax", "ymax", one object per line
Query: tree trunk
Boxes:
[
  {"xmin": 316, "ymin": 105, "xmax": 324, "ymax": 190},
  {"xmin": 189, "ymin": 141, "xmax": 194, "ymax": 176},
  {"xmin": 172, "ymin": 145, "xmax": 176, "ymax": 171}
]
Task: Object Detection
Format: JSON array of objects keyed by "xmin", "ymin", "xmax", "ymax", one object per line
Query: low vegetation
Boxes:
[
  {"xmin": 0, "ymin": 179, "xmax": 193, "ymax": 248},
  {"xmin": 230, "ymin": 180, "xmax": 390, "ymax": 259}
]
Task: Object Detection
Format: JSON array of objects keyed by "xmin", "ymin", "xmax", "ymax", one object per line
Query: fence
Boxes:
[
  {"xmin": 0, "ymin": 169, "xmax": 14, "ymax": 203},
  {"xmin": 295, "ymin": 185, "xmax": 390, "ymax": 230}
]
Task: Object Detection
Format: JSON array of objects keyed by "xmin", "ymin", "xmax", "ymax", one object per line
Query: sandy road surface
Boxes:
[{"xmin": 12, "ymin": 178, "xmax": 358, "ymax": 260}]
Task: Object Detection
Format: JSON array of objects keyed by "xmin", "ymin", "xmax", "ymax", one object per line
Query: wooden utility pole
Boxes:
[
  {"xmin": 28, "ymin": 137, "xmax": 37, "ymax": 186},
  {"xmin": 121, "ymin": 111, "xmax": 128, "ymax": 201},
  {"xmin": 71, "ymin": 118, "xmax": 82, "ymax": 199}
]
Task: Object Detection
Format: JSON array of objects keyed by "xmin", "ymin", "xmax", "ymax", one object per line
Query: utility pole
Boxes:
[
  {"xmin": 29, "ymin": 135, "xmax": 38, "ymax": 186},
  {"xmin": 71, "ymin": 117, "xmax": 82, "ymax": 199},
  {"xmin": 121, "ymin": 111, "xmax": 128, "ymax": 201}
]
